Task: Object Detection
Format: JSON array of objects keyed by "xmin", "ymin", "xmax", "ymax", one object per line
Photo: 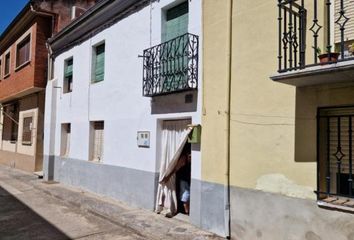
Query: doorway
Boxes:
[{"xmin": 155, "ymin": 119, "xmax": 192, "ymax": 217}]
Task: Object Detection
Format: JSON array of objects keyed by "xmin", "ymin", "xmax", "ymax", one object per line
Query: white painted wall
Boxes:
[{"xmin": 44, "ymin": 0, "xmax": 202, "ymax": 179}]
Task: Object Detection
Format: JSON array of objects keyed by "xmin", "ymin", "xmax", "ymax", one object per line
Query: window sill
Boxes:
[
  {"xmin": 22, "ymin": 142, "xmax": 32, "ymax": 146},
  {"xmin": 15, "ymin": 61, "xmax": 30, "ymax": 72},
  {"xmin": 90, "ymin": 159, "xmax": 102, "ymax": 164},
  {"xmin": 91, "ymin": 79, "xmax": 104, "ymax": 84},
  {"xmin": 4, "ymin": 73, "xmax": 10, "ymax": 79},
  {"xmin": 318, "ymin": 197, "xmax": 354, "ymax": 213}
]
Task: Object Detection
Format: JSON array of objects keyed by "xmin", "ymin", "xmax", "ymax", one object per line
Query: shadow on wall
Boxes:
[
  {"xmin": 151, "ymin": 90, "xmax": 198, "ymax": 114},
  {"xmin": 0, "ymin": 186, "xmax": 70, "ymax": 240},
  {"xmin": 294, "ymin": 83, "xmax": 354, "ymax": 163},
  {"xmin": 294, "ymin": 87, "xmax": 317, "ymax": 163}
]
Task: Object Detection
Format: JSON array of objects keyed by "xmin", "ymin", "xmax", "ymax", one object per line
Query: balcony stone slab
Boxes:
[{"xmin": 270, "ymin": 60, "xmax": 354, "ymax": 87}]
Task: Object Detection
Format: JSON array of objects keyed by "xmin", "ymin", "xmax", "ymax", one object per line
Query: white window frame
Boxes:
[
  {"xmin": 60, "ymin": 123, "xmax": 71, "ymax": 157},
  {"xmin": 4, "ymin": 50, "xmax": 11, "ymax": 78},
  {"xmin": 91, "ymin": 40, "xmax": 105, "ymax": 84},
  {"xmin": 63, "ymin": 57, "xmax": 73, "ymax": 94},
  {"xmin": 89, "ymin": 121, "xmax": 104, "ymax": 162},
  {"xmin": 15, "ymin": 30, "xmax": 32, "ymax": 70}
]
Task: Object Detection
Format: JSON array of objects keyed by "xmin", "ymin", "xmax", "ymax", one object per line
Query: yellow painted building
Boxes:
[{"xmin": 200, "ymin": 0, "xmax": 354, "ymax": 239}]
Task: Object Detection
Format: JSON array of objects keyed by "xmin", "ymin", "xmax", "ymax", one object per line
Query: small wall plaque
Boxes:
[{"xmin": 137, "ymin": 131, "xmax": 150, "ymax": 148}]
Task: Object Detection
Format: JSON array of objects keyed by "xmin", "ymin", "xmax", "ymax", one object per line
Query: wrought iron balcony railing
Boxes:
[
  {"xmin": 278, "ymin": 0, "xmax": 354, "ymax": 73},
  {"xmin": 142, "ymin": 33, "xmax": 199, "ymax": 97}
]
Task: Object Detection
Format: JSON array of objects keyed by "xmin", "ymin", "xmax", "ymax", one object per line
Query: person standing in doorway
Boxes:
[{"xmin": 176, "ymin": 145, "xmax": 191, "ymax": 214}]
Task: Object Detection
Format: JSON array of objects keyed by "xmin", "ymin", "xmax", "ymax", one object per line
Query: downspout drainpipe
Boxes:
[
  {"xmin": 44, "ymin": 9, "xmax": 56, "ymax": 180},
  {"xmin": 225, "ymin": 0, "xmax": 233, "ymax": 238},
  {"xmin": 46, "ymin": 42, "xmax": 53, "ymax": 81}
]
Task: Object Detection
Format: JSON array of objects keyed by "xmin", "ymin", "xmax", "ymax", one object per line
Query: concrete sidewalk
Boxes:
[{"xmin": 0, "ymin": 165, "xmax": 223, "ymax": 240}]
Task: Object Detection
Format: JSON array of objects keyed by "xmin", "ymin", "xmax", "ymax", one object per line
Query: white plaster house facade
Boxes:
[{"xmin": 44, "ymin": 0, "xmax": 203, "ymax": 228}]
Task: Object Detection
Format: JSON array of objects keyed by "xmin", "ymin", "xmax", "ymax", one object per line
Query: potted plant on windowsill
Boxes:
[{"xmin": 315, "ymin": 47, "xmax": 340, "ymax": 64}]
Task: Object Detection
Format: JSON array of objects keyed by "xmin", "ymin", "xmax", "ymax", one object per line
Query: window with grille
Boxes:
[
  {"xmin": 16, "ymin": 36, "xmax": 30, "ymax": 68},
  {"xmin": 90, "ymin": 121, "xmax": 104, "ymax": 162},
  {"xmin": 318, "ymin": 107, "xmax": 354, "ymax": 201},
  {"xmin": 92, "ymin": 43, "xmax": 105, "ymax": 83},
  {"xmin": 4, "ymin": 53, "xmax": 10, "ymax": 76},
  {"xmin": 64, "ymin": 58, "xmax": 73, "ymax": 93},
  {"xmin": 61, "ymin": 123, "xmax": 71, "ymax": 157},
  {"xmin": 22, "ymin": 117, "xmax": 32, "ymax": 145}
]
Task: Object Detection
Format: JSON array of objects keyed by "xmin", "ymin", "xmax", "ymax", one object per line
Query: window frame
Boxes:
[
  {"xmin": 21, "ymin": 116, "xmax": 33, "ymax": 146},
  {"xmin": 162, "ymin": 1, "xmax": 189, "ymax": 42},
  {"xmin": 61, "ymin": 123, "xmax": 71, "ymax": 157},
  {"xmin": 15, "ymin": 34, "xmax": 31, "ymax": 70},
  {"xmin": 89, "ymin": 121, "xmax": 104, "ymax": 162},
  {"xmin": 4, "ymin": 51, "xmax": 11, "ymax": 78},
  {"xmin": 63, "ymin": 57, "xmax": 73, "ymax": 94},
  {"xmin": 0, "ymin": 56, "xmax": 2, "ymax": 80},
  {"xmin": 317, "ymin": 106, "xmax": 354, "ymax": 203},
  {"xmin": 91, "ymin": 42, "xmax": 105, "ymax": 83}
]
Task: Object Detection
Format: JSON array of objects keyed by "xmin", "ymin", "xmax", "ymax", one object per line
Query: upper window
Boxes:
[
  {"xmin": 16, "ymin": 36, "xmax": 30, "ymax": 68},
  {"xmin": 92, "ymin": 43, "xmax": 105, "ymax": 83},
  {"xmin": 162, "ymin": 2, "xmax": 189, "ymax": 42},
  {"xmin": 4, "ymin": 52, "xmax": 10, "ymax": 76},
  {"xmin": 64, "ymin": 58, "xmax": 73, "ymax": 93}
]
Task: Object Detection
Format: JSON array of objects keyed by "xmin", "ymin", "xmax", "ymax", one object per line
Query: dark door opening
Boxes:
[{"xmin": 175, "ymin": 143, "xmax": 191, "ymax": 215}]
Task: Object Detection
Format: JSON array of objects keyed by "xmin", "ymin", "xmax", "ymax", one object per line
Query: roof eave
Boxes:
[{"xmin": 0, "ymin": 1, "xmax": 56, "ymax": 53}]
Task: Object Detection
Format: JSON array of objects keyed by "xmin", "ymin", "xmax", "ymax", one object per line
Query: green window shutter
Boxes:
[
  {"xmin": 94, "ymin": 44, "xmax": 105, "ymax": 82},
  {"xmin": 163, "ymin": 2, "xmax": 189, "ymax": 42},
  {"xmin": 161, "ymin": 2, "xmax": 189, "ymax": 93},
  {"xmin": 65, "ymin": 59, "xmax": 73, "ymax": 77}
]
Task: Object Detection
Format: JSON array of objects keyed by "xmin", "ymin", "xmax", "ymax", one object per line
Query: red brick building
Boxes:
[{"xmin": 0, "ymin": 0, "xmax": 97, "ymax": 172}]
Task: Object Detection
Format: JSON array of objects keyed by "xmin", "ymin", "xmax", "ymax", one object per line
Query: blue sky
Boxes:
[{"xmin": 0, "ymin": 0, "xmax": 29, "ymax": 35}]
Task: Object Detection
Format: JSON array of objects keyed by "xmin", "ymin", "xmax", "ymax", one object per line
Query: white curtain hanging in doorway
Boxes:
[{"xmin": 155, "ymin": 119, "xmax": 192, "ymax": 216}]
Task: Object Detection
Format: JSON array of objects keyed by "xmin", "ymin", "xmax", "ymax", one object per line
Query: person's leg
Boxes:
[
  {"xmin": 180, "ymin": 180, "xmax": 190, "ymax": 214},
  {"xmin": 182, "ymin": 190, "xmax": 190, "ymax": 214}
]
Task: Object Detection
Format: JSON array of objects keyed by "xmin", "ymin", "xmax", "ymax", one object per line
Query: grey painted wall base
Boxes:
[
  {"xmin": 43, "ymin": 155, "xmax": 55, "ymax": 181},
  {"xmin": 48, "ymin": 156, "xmax": 354, "ymax": 239},
  {"xmin": 44, "ymin": 155, "xmax": 159, "ymax": 210},
  {"xmin": 190, "ymin": 180, "xmax": 354, "ymax": 239},
  {"xmin": 190, "ymin": 179, "xmax": 228, "ymax": 237},
  {"xmin": 44, "ymin": 156, "xmax": 229, "ymax": 237},
  {"xmin": 230, "ymin": 186, "xmax": 354, "ymax": 240}
]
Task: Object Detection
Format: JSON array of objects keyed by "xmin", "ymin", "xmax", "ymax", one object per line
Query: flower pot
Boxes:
[{"xmin": 318, "ymin": 52, "xmax": 340, "ymax": 64}]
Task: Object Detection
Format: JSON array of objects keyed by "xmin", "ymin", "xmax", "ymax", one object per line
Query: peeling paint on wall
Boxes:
[{"xmin": 256, "ymin": 174, "xmax": 315, "ymax": 200}]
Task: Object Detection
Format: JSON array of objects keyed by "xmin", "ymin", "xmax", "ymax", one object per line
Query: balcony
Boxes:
[
  {"xmin": 271, "ymin": 0, "xmax": 354, "ymax": 86},
  {"xmin": 142, "ymin": 33, "xmax": 199, "ymax": 97}
]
